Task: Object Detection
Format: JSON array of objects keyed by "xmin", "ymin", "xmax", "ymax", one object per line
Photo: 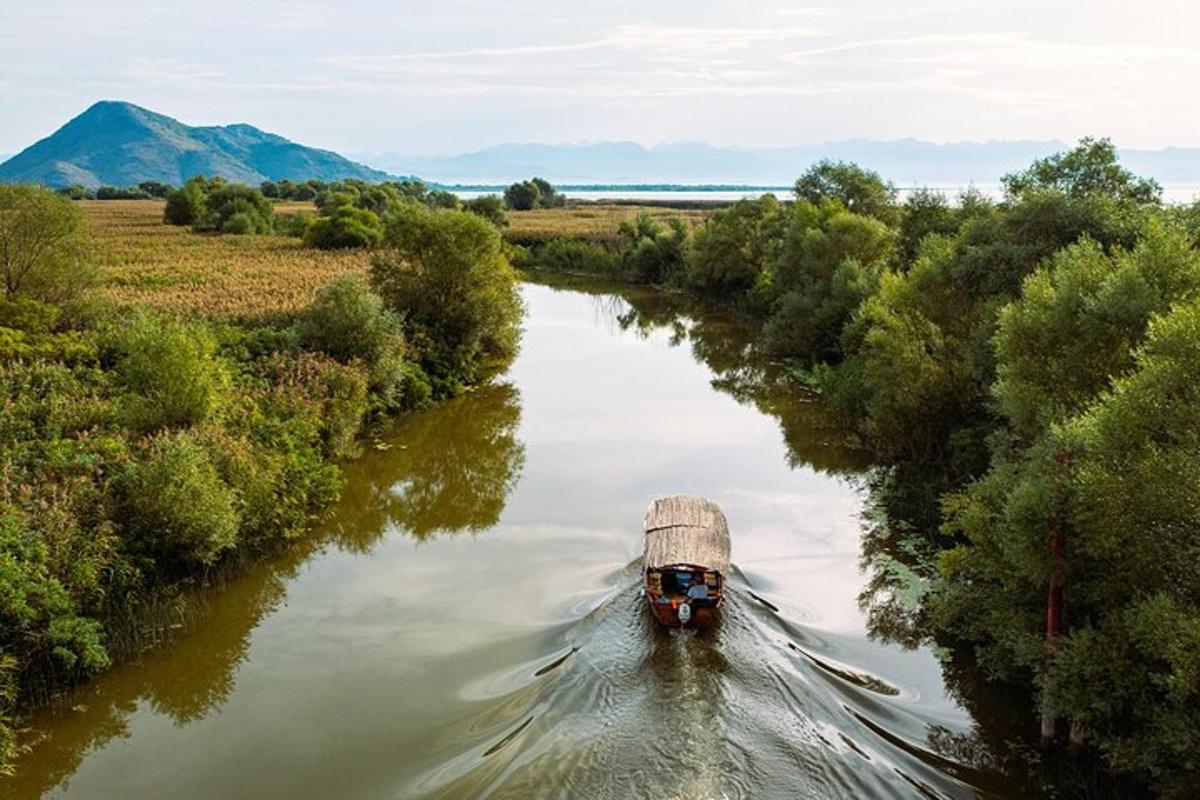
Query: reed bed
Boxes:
[{"xmin": 83, "ymin": 200, "xmax": 370, "ymax": 319}]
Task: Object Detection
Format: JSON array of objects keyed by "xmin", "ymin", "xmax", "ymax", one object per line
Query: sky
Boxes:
[{"xmin": 1, "ymin": 0, "xmax": 1198, "ymax": 156}]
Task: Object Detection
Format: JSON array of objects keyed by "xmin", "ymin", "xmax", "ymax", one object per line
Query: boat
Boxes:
[{"xmin": 642, "ymin": 495, "xmax": 731, "ymax": 628}]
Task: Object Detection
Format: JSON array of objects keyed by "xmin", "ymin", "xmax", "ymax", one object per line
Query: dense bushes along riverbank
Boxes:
[
  {"xmin": 0, "ymin": 186, "xmax": 522, "ymax": 772},
  {"xmin": 525, "ymin": 140, "xmax": 1200, "ymax": 798}
]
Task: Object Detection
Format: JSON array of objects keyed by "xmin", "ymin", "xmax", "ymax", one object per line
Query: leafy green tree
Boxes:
[
  {"xmin": 794, "ymin": 160, "xmax": 898, "ymax": 223},
  {"xmin": 1002, "ymin": 137, "xmax": 1161, "ymax": 204},
  {"xmin": 137, "ymin": 181, "xmax": 172, "ymax": 199},
  {"xmin": 0, "ymin": 184, "xmax": 96, "ymax": 305},
  {"xmin": 686, "ymin": 195, "xmax": 785, "ymax": 299},
  {"xmin": 303, "ymin": 206, "xmax": 383, "ymax": 249},
  {"xmin": 503, "ymin": 181, "xmax": 540, "ymax": 211},
  {"xmin": 296, "ymin": 276, "xmax": 427, "ymax": 412},
  {"xmin": 163, "ymin": 178, "xmax": 207, "ymax": 226},
  {"xmin": 530, "ymin": 177, "xmax": 564, "ymax": 208},
  {"xmin": 761, "ymin": 199, "xmax": 895, "ymax": 359},
  {"xmin": 370, "ymin": 205, "xmax": 523, "ymax": 393},
  {"xmin": 196, "ymin": 184, "xmax": 273, "ymax": 235},
  {"xmin": 992, "ymin": 221, "xmax": 1200, "ymax": 440},
  {"xmin": 464, "ymin": 195, "xmax": 508, "ymax": 228},
  {"xmin": 897, "ymin": 188, "xmax": 959, "ymax": 266}
]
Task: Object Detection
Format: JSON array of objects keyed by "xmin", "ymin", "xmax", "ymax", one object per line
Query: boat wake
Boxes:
[{"xmin": 404, "ymin": 560, "xmax": 1000, "ymax": 800}]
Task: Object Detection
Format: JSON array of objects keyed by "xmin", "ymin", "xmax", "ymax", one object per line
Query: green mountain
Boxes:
[{"xmin": 0, "ymin": 101, "xmax": 391, "ymax": 188}]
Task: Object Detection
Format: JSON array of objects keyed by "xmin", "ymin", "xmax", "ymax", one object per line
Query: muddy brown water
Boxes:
[{"xmin": 4, "ymin": 281, "xmax": 1015, "ymax": 799}]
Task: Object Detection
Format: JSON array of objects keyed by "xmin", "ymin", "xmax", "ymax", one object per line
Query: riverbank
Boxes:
[{"xmin": 0, "ymin": 194, "xmax": 522, "ymax": 775}]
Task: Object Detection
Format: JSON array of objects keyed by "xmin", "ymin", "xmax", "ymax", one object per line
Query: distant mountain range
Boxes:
[
  {"xmin": 355, "ymin": 141, "xmax": 1200, "ymax": 188},
  {"xmin": 2, "ymin": 101, "xmax": 1197, "ymax": 191},
  {"xmin": 0, "ymin": 101, "xmax": 390, "ymax": 189}
]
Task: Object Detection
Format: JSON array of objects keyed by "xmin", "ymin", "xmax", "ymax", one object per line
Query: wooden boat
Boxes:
[{"xmin": 643, "ymin": 495, "xmax": 730, "ymax": 628}]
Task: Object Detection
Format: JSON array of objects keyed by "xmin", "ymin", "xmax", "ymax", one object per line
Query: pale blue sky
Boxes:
[{"xmin": 1, "ymin": 0, "xmax": 1196, "ymax": 155}]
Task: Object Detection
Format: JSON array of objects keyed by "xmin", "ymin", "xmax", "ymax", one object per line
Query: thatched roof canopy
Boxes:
[{"xmin": 643, "ymin": 495, "xmax": 731, "ymax": 573}]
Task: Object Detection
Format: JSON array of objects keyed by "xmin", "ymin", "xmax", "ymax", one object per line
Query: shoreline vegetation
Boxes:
[
  {"xmin": 0, "ymin": 185, "xmax": 522, "ymax": 773},
  {"xmin": 516, "ymin": 141, "xmax": 1200, "ymax": 798},
  {"xmin": 4, "ymin": 138, "xmax": 1200, "ymax": 797}
]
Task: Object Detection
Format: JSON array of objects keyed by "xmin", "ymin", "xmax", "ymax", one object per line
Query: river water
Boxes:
[{"xmin": 6, "ymin": 281, "xmax": 1013, "ymax": 799}]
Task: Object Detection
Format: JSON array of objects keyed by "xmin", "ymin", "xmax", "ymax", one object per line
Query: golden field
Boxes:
[
  {"xmin": 82, "ymin": 200, "xmax": 710, "ymax": 318},
  {"xmin": 506, "ymin": 204, "xmax": 710, "ymax": 245},
  {"xmin": 83, "ymin": 200, "xmax": 371, "ymax": 319}
]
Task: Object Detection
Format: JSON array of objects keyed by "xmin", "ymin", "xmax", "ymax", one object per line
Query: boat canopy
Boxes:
[{"xmin": 643, "ymin": 495, "xmax": 731, "ymax": 574}]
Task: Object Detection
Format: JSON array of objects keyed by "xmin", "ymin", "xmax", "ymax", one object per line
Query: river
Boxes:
[{"xmin": 5, "ymin": 280, "xmax": 1014, "ymax": 799}]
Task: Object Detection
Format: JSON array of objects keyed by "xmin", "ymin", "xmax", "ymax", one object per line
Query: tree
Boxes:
[
  {"xmin": 464, "ymin": 194, "xmax": 508, "ymax": 228},
  {"xmin": 503, "ymin": 181, "xmax": 540, "ymax": 211},
  {"xmin": 794, "ymin": 160, "xmax": 898, "ymax": 222},
  {"xmin": 530, "ymin": 177, "xmax": 564, "ymax": 208},
  {"xmin": 686, "ymin": 195, "xmax": 784, "ymax": 298},
  {"xmin": 897, "ymin": 188, "xmax": 959, "ymax": 266},
  {"xmin": 992, "ymin": 221, "xmax": 1200, "ymax": 440},
  {"xmin": 761, "ymin": 199, "xmax": 895, "ymax": 359},
  {"xmin": 370, "ymin": 205, "xmax": 523, "ymax": 392},
  {"xmin": 1002, "ymin": 137, "xmax": 1161, "ymax": 204},
  {"xmin": 303, "ymin": 206, "xmax": 383, "ymax": 249},
  {"xmin": 0, "ymin": 184, "xmax": 95, "ymax": 305},
  {"xmin": 163, "ymin": 178, "xmax": 208, "ymax": 226},
  {"xmin": 196, "ymin": 184, "xmax": 273, "ymax": 234},
  {"xmin": 113, "ymin": 310, "xmax": 232, "ymax": 432}
]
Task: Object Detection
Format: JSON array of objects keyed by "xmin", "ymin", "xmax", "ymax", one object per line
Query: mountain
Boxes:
[
  {"xmin": 355, "ymin": 139, "xmax": 1200, "ymax": 189},
  {"xmin": 0, "ymin": 101, "xmax": 391, "ymax": 189}
]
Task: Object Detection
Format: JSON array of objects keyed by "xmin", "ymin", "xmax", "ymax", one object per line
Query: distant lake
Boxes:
[{"xmin": 453, "ymin": 186, "xmax": 1200, "ymax": 204}]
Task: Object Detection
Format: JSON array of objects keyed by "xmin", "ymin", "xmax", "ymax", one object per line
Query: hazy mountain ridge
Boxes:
[
  {"xmin": 2, "ymin": 101, "xmax": 1196, "ymax": 191},
  {"xmin": 355, "ymin": 139, "xmax": 1200, "ymax": 187},
  {"xmin": 0, "ymin": 101, "xmax": 391, "ymax": 188}
]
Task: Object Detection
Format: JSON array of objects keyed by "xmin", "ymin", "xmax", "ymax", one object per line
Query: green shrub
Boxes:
[
  {"xmin": 117, "ymin": 430, "xmax": 240, "ymax": 570},
  {"xmin": 295, "ymin": 276, "xmax": 426, "ymax": 410},
  {"xmin": 274, "ymin": 210, "xmax": 314, "ymax": 237},
  {"xmin": 618, "ymin": 212, "xmax": 690, "ymax": 285},
  {"xmin": 532, "ymin": 238, "xmax": 621, "ymax": 277},
  {"xmin": 0, "ymin": 505, "xmax": 110, "ymax": 675},
  {"xmin": 0, "ymin": 296, "xmax": 61, "ymax": 334},
  {"xmin": 303, "ymin": 206, "xmax": 383, "ymax": 250},
  {"xmin": 112, "ymin": 311, "xmax": 231, "ymax": 432}
]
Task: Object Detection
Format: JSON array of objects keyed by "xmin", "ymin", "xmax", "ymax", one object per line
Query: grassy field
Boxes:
[
  {"xmin": 506, "ymin": 204, "xmax": 711, "ymax": 246},
  {"xmin": 81, "ymin": 200, "xmax": 710, "ymax": 317},
  {"xmin": 83, "ymin": 200, "xmax": 371, "ymax": 319}
]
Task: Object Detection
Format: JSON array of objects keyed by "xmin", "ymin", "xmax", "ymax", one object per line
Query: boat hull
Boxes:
[{"xmin": 645, "ymin": 597, "xmax": 721, "ymax": 628}]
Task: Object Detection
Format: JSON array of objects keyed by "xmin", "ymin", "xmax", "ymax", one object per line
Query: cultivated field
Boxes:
[{"xmin": 84, "ymin": 200, "xmax": 371, "ymax": 318}]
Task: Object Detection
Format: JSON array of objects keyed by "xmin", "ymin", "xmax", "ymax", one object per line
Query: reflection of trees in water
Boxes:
[
  {"xmin": 12, "ymin": 381, "xmax": 526, "ymax": 795},
  {"xmin": 331, "ymin": 381, "xmax": 526, "ymax": 547},
  {"xmin": 10, "ymin": 546, "xmax": 304, "ymax": 797},
  {"xmin": 563, "ymin": 276, "xmax": 871, "ymax": 477},
  {"xmin": 539, "ymin": 275, "xmax": 1080, "ymax": 793}
]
